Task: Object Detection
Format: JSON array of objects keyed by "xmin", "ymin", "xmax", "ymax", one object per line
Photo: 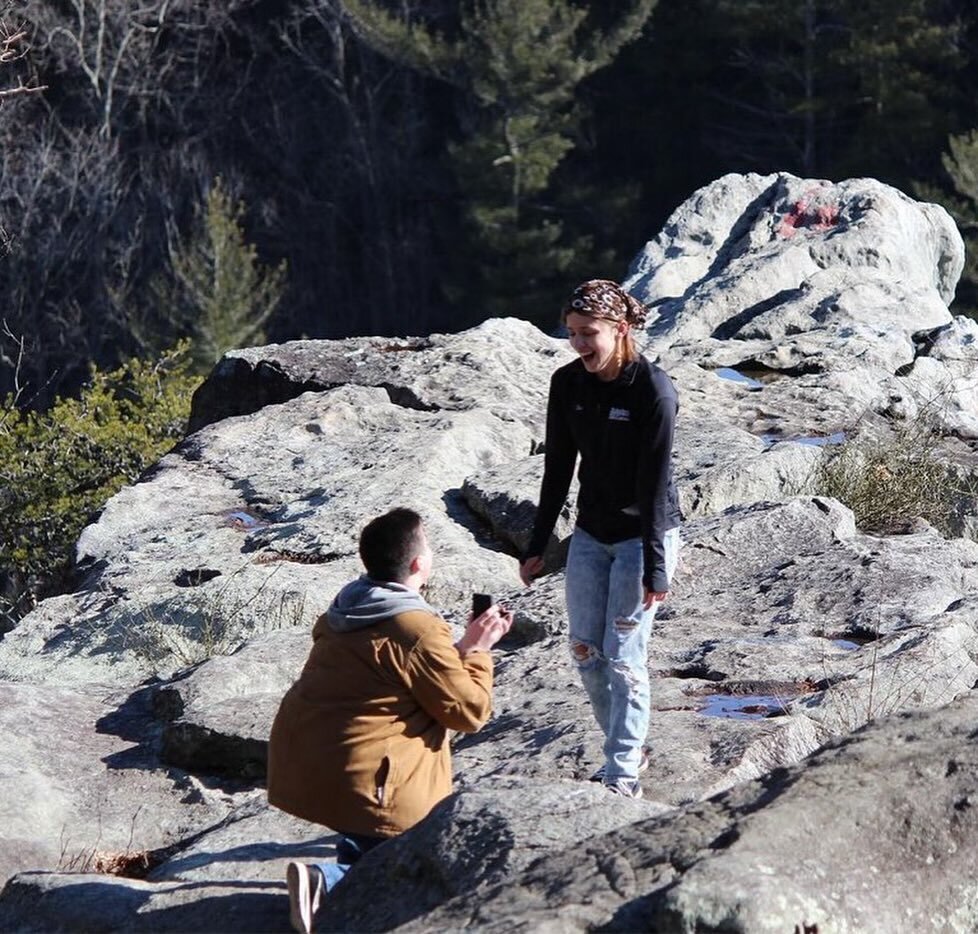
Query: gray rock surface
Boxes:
[
  {"xmin": 0, "ymin": 681, "xmax": 230, "ymax": 889},
  {"xmin": 627, "ymin": 173, "xmax": 976, "ymax": 455},
  {"xmin": 0, "ymin": 872, "xmax": 286, "ymax": 933},
  {"xmin": 137, "ymin": 496, "xmax": 978, "ymax": 810},
  {"xmin": 0, "ymin": 382, "xmax": 537, "ymax": 684},
  {"xmin": 153, "ymin": 629, "xmax": 309, "ymax": 778},
  {"xmin": 454, "ymin": 497, "xmax": 978, "ymax": 804},
  {"xmin": 317, "ymin": 778, "xmax": 667, "ymax": 932},
  {"xmin": 146, "ymin": 796, "xmax": 332, "ymax": 885},
  {"xmin": 2, "ymin": 173, "xmax": 978, "ymax": 932},
  {"xmin": 404, "ymin": 693, "xmax": 978, "ymax": 933},
  {"xmin": 899, "ymin": 314, "xmax": 978, "ymax": 439},
  {"xmin": 0, "ymin": 781, "xmax": 660, "ymax": 934},
  {"xmin": 461, "ymin": 456, "xmax": 576, "ymax": 570},
  {"xmin": 0, "ymin": 793, "xmax": 332, "ymax": 933},
  {"xmin": 187, "ymin": 317, "xmax": 574, "ymax": 433}
]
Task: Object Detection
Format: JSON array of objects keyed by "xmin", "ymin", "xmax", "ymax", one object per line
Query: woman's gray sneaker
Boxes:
[
  {"xmin": 588, "ymin": 748, "xmax": 650, "ymax": 783},
  {"xmin": 603, "ymin": 777, "xmax": 643, "ymax": 799}
]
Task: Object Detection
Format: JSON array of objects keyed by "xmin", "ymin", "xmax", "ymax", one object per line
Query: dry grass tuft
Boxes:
[{"xmin": 812, "ymin": 411, "xmax": 978, "ymax": 537}]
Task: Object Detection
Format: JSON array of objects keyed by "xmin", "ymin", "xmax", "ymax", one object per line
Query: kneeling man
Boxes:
[{"xmin": 268, "ymin": 507, "xmax": 511, "ymax": 932}]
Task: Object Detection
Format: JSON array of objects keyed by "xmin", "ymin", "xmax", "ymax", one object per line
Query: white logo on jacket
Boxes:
[{"xmin": 608, "ymin": 407, "xmax": 631, "ymax": 421}]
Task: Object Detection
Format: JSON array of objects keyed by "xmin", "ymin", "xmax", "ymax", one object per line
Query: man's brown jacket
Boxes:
[{"xmin": 267, "ymin": 606, "xmax": 493, "ymax": 837}]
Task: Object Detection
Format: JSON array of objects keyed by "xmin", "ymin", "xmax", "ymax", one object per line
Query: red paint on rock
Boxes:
[{"xmin": 778, "ymin": 188, "xmax": 840, "ymax": 238}]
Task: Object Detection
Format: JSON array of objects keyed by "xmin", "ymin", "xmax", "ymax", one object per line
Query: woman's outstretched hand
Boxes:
[{"xmin": 519, "ymin": 555, "xmax": 545, "ymax": 586}]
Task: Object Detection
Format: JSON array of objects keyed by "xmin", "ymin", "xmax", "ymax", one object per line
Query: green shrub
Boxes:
[{"xmin": 0, "ymin": 343, "xmax": 200, "ymax": 610}]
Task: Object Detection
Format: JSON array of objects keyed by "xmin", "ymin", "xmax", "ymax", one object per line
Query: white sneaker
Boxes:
[
  {"xmin": 589, "ymin": 747, "xmax": 650, "ymax": 783},
  {"xmin": 286, "ymin": 862, "xmax": 324, "ymax": 933},
  {"xmin": 603, "ymin": 776, "xmax": 644, "ymax": 799}
]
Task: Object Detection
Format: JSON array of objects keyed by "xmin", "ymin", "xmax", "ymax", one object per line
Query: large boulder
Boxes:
[
  {"xmin": 153, "ymin": 629, "xmax": 309, "ymax": 779},
  {"xmin": 626, "ymin": 173, "xmax": 977, "ymax": 451},
  {"xmin": 404, "ymin": 693, "xmax": 978, "ymax": 933},
  {"xmin": 628, "ymin": 172, "xmax": 961, "ymax": 352},
  {"xmin": 317, "ymin": 778, "xmax": 667, "ymax": 932},
  {"xmin": 187, "ymin": 317, "xmax": 573, "ymax": 433}
]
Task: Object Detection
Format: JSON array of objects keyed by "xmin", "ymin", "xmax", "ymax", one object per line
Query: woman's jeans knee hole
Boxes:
[
  {"xmin": 613, "ymin": 615, "xmax": 638, "ymax": 633},
  {"xmin": 571, "ymin": 639, "xmax": 600, "ymax": 666}
]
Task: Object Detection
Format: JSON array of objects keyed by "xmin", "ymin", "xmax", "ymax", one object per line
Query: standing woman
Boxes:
[{"xmin": 520, "ymin": 279, "xmax": 681, "ymax": 798}]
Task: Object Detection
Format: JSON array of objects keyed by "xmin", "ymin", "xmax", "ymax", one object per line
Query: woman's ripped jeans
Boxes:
[{"xmin": 564, "ymin": 525, "xmax": 681, "ymax": 781}]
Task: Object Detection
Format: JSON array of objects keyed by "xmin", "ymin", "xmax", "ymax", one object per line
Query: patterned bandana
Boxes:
[{"xmin": 562, "ymin": 279, "xmax": 649, "ymax": 328}]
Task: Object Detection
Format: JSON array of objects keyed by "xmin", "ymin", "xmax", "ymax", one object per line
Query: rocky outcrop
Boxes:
[
  {"xmin": 316, "ymin": 779, "xmax": 667, "ymax": 932},
  {"xmin": 0, "ymin": 681, "xmax": 232, "ymax": 892},
  {"xmin": 628, "ymin": 173, "xmax": 976, "ymax": 449},
  {"xmin": 400, "ymin": 694, "xmax": 978, "ymax": 933},
  {"xmin": 1, "ymin": 173, "xmax": 977, "ymax": 932},
  {"xmin": 0, "ymin": 382, "xmax": 540, "ymax": 685},
  {"xmin": 34, "ymin": 494, "xmax": 977, "ymax": 811},
  {"xmin": 8, "ymin": 695, "xmax": 978, "ymax": 932},
  {"xmin": 453, "ymin": 496, "xmax": 978, "ymax": 805},
  {"xmin": 628, "ymin": 173, "xmax": 961, "ymax": 358},
  {"xmin": 153, "ymin": 630, "xmax": 308, "ymax": 779},
  {"xmin": 0, "ymin": 798, "xmax": 323, "ymax": 933},
  {"xmin": 187, "ymin": 318, "xmax": 571, "ymax": 433}
]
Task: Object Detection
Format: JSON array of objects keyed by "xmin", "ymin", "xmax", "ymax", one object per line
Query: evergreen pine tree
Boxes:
[
  {"xmin": 160, "ymin": 178, "xmax": 287, "ymax": 371},
  {"xmin": 340, "ymin": 0, "xmax": 657, "ymax": 324},
  {"xmin": 700, "ymin": 0, "xmax": 962, "ymax": 182},
  {"xmin": 706, "ymin": 0, "xmax": 831, "ymax": 174},
  {"xmin": 919, "ymin": 129, "xmax": 978, "ymax": 315},
  {"xmin": 0, "ymin": 343, "xmax": 199, "ymax": 618},
  {"xmin": 829, "ymin": 0, "xmax": 965, "ymax": 182}
]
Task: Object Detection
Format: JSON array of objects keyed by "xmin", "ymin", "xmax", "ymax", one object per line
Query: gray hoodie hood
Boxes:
[{"xmin": 325, "ymin": 575, "xmax": 434, "ymax": 632}]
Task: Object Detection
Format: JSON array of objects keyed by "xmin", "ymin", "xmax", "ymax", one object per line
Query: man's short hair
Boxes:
[{"xmin": 359, "ymin": 508, "xmax": 425, "ymax": 583}]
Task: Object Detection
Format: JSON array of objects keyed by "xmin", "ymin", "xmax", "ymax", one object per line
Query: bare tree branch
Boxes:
[{"xmin": 0, "ymin": 12, "xmax": 45, "ymax": 97}]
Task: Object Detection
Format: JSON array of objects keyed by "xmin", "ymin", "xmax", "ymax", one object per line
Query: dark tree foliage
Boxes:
[{"xmin": 1, "ymin": 0, "xmax": 977, "ymax": 403}]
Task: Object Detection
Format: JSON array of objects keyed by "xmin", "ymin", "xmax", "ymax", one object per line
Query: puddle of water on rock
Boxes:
[
  {"xmin": 831, "ymin": 639, "xmax": 860, "ymax": 651},
  {"xmin": 699, "ymin": 694, "xmax": 786, "ymax": 720},
  {"xmin": 715, "ymin": 367, "xmax": 765, "ymax": 390},
  {"xmin": 761, "ymin": 430, "xmax": 847, "ymax": 449},
  {"xmin": 795, "ymin": 431, "xmax": 846, "ymax": 447}
]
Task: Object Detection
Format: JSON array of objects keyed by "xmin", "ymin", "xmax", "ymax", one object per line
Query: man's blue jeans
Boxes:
[
  {"xmin": 565, "ymin": 526, "xmax": 680, "ymax": 781},
  {"xmin": 314, "ymin": 833, "xmax": 383, "ymax": 892}
]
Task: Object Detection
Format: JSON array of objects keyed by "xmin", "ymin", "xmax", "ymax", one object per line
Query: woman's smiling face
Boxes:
[{"xmin": 565, "ymin": 312, "xmax": 625, "ymax": 380}]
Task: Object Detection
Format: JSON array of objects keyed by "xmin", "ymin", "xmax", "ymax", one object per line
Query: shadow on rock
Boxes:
[
  {"xmin": 0, "ymin": 873, "xmax": 288, "ymax": 933},
  {"xmin": 94, "ymin": 683, "xmax": 165, "ymax": 771}
]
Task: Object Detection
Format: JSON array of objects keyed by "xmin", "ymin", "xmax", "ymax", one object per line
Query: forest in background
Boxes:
[{"xmin": 1, "ymin": 0, "xmax": 977, "ymax": 404}]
